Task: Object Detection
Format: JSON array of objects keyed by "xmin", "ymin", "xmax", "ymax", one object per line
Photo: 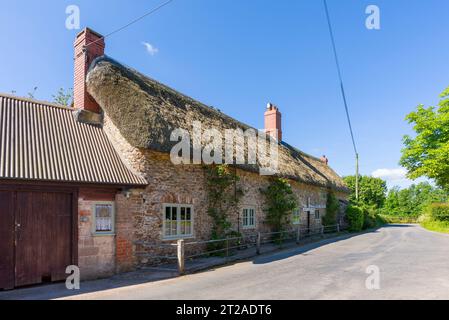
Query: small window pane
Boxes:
[
  {"xmin": 243, "ymin": 208, "xmax": 255, "ymax": 228},
  {"xmin": 181, "ymin": 207, "xmax": 186, "ymax": 220},
  {"xmin": 165, "ymin": 221, "xmax": 172, "ymax": 236},
  {"xmin": 165, "ymin": 207, "xmax": 171, "ymax": 220},
  {"xmin": 95, "ymin": 204, "xmax": 113, "ymax": 233}
]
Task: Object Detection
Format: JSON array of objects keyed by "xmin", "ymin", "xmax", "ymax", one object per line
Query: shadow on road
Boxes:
[{"xmin": 251, "ymin": 225, "xmax": 410, "ymax": 265}]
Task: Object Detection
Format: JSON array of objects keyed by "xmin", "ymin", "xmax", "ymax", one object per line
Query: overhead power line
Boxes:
[
  {"xmin": 323, "ymin": 0, "xmax": 360, "ymax": 199},
  {"xmin": 85, "ymin": 0, "xmax": 174, "ymax": 48},
  {"xmin": 323, "ymin": 0, "xmax": 358, "ymax": 156}
]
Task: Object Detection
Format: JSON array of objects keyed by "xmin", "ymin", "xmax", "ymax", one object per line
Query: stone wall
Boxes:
[
  {"xmin": 102, "ymin": 114, "xmax": 349, "ymax": 270},
  {"xmin": 78, "ymin": 188, "xmax": 117, "ymax": 280}
]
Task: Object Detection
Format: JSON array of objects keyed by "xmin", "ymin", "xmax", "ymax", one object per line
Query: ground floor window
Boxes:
[
  {"xmin": 242, "ymin": 207, "xmax": 256, "ymax": 229},
  {"xmin": 292, "ymin": 209, "xmax": 301, "ymax": 225},
  {"xmin": 93, "ymin": 202, "xmax": 115, "ymax": 235},
  {"xmin": 315, "ymin": 209, "xmax": 321, "ymax": 220},
  {"xmin": 163, "ymin": 204, "xmax": 194, "ymax": 239}
]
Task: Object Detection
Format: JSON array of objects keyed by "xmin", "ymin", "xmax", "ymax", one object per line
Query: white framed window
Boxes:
[
  {"xmin": 292, "ymin": 209, "xmax": 301, "ymax": 225},
  {"xmin": 163, "ymin": 204, "xmax": 194, "ymax": 240},
  {"xmin": 92, "ymin": 202, "xmax": 115, "ymax": 235},
  {"xmin": 315, "ymin": 210, "xmax": 321, "ymax": 220},
  {"xmin": 242, "ymin": 207, "xmax": 256, "ymax": 229}
]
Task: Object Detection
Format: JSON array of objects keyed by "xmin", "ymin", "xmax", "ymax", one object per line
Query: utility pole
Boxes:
[{"xmin": 355, "ymin": 153, "xmax": 359, "ymax": 201}]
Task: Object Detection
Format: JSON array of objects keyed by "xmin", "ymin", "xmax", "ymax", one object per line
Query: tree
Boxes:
[
  {"xmin": 383, "ymin": 182, "xmax": 448, "ymax": 216},
  {"xmin": 400, "ymin": 87, "xmax": 449, "ymax": 190},
  {"xmin": 343, "ymin": 175, "xmax": 387, "ymax": 208},
  {"xmin": 53, "ymin": 88, "xmax": 73, "ymax": 107},
  {"xmin": 261, "ymin": 178, "xmax": 298, "ymax": 232}
]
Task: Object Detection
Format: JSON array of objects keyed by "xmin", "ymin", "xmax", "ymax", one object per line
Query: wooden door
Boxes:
[
  {"xmin": 15, "ymin": 191, "xmax": 73, "ymax": 287},
  {"xmin": 0, "ymin": 191, "xmax": 15, "ymax": 290},
  {"xmin": 0, "ymin": 187, "xmax": 76, "ymax": 289}
]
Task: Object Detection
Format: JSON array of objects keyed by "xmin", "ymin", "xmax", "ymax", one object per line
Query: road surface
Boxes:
[{"xmin": 62, "ymin": 225, "xmax": 449, "ymax": 300}]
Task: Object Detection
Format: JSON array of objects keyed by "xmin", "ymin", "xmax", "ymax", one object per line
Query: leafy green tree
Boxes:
[
  {"xmin": 400, "ymin": 87, "xmax": 449, "ymax": 189},
  {"xmin": 383, "ymin": 182, "xmax": 448, "ymax": 217},
  {"xmin": 53, "ymin": 88, "xmax": 73, "ymax": 107},
  {"xmin": 343, "ymin": 175, "xmax": 387, "ymax": 209},
  {"xmin": 261, "ymin": 178, "xmax": 298, "ymax": 232}
]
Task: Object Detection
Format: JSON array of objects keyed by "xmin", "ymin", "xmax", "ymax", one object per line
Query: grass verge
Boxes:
[{"xmin": 420, "ymin": 219, "xmax": 449, "ymax": 234}]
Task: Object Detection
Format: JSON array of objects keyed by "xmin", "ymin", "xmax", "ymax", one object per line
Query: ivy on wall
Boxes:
[
  {"xmin": 204, "ymin": 165, "xmax": 244, "ymax": 241},
  {"xmin": 322, "ymin": 191, "xmax": 340, "ymax": 226},
  {"xmin": 261, "ymin": 178, "xmax": 298, "ymax": 233}
]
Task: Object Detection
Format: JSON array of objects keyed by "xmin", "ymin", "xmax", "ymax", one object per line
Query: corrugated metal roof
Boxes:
[{"xmin": 0, "ymin": 94, "xmax": 147, "ymax": 186}]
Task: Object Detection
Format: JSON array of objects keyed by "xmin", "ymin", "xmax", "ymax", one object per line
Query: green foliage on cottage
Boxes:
[
  {"xmin": 205, "ymin": 165, "xmax": 243, "ymax": 240},
  {"xmin": 261, "ymin": 178, "xmax": 298, "ymax": 232},
  {"xmin": 322, "ymin": 191, "xmax": 339, "ymax": 226}
]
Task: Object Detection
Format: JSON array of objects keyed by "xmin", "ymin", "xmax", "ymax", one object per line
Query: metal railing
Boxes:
[{"xmin": 135, "ymin": 224, "xmax": 343, "ymax": 275}]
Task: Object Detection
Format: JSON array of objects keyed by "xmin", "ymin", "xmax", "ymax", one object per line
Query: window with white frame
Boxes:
[
  {"xmin": 242, "ymin": 207, "xmax": 256, "ymax": 229},
  {"xmin": 315, "ymin": 209, "xmax": 321, "ymax": 220},
  {"xmin": 163, "ymin": 204, "xmax": 193, "ymax": 239},
  {"xmin": 292, "ymin": 209, "xmax": 301, "ymax": 225},
  {"xmin": 93, "ymin": 203, "xmax": 115, "ymax": 234}
]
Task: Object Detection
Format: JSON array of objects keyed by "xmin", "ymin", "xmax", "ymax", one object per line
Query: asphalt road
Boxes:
[{"xmin": 59, "ymin": 225, "xmax": 449, "ymax": 300}]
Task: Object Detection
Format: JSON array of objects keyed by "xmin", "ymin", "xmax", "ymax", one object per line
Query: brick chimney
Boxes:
[
  {"xmin": 320, "ymin": 155, "xmax": 329, "ymax": 165},
  {"xmin": 74, "ymin": 28, "xmax": 105, "ymax": 114},
  {"xmin": 264, "ymin": 103, "xmax": 282, "ymax": 141}
]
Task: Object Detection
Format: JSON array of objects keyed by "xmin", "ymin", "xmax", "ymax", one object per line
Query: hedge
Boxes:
[
  {"xmin": 346, "ymin": 205, "xmax": 364, "ymax": 232},
  {"xmin": 426, "ymin": 203, "xmax": 449, "ymax": 222}
]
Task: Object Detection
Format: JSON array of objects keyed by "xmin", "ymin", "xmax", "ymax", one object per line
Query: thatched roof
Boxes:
[{"xmin": 86, "ymin": 56, "xmax": 349, "ymax": 193}]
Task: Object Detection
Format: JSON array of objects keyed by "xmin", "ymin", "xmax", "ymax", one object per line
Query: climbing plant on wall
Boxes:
[
  {"xmin": 322, "ymin": 191, "xmax": 340, "ymax": 226},
  {"xmin": 204, "ymin": 164, "xmax": 244, "ymax": 241},
  {"xmin": 261, "ymin": 178, "xmax": 298, "ymax": 233}
]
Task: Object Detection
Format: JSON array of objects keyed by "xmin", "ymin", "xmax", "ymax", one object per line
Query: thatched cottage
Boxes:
[{"xmin": 0, "ymin": 28, "xmax": 349, "ymax": 289}]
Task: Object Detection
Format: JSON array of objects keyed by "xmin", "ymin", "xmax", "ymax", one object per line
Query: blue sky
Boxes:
[{"xmin": 1, "ymin": 0, "xmax": 448, "ymax": 188}]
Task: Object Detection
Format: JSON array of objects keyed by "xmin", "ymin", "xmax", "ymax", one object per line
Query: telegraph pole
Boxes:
[{"xmin": 355, "ymin": 153, "xmax": 359, "ymax": 201}]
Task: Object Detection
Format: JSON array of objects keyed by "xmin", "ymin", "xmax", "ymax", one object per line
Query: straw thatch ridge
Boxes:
[{"xmin": 86, "ymin": 56, "xmax": 349, "ymax": 193}]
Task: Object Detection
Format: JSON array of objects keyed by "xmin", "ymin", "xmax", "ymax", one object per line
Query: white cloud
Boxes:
[
  {"xmin": 142, "ymin": 42, "xmax": 159, "ymax": 56},
  {"xmin": 372, "ymin": 168, "xmax": 408, "ymax": 181},
  {"xmin": 371, "ymin": 168, "xmax": 429, "ymax": 189}
]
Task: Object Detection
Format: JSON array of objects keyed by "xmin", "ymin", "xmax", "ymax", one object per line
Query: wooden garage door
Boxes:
[{"xmin": 0, "ymin": 188, "xmax": 76, "ymax": 290}]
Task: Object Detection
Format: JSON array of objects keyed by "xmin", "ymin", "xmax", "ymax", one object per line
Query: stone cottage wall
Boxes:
[{"xmin": 102, "ymin": 114, "xmax": 348, "ymax": 269}]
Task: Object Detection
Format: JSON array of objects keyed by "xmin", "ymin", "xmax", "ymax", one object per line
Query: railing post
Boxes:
[
  {"xmin": 177, "ymin": 239, "xmax": 185, "ymax": 275},
  {"xmin": 337, "ymin": 223, "xmax": 340, "ymax": 233},
  {"xmin": 256, "ymin": 232, "xmax": 261, "ymax": 255},
  {"xmin": 321, "ymin": 226, "xmax": 324, "ymax": 237},
  {"xmin": 296, "ymin": 227, "xmax": 300, "ymax": 244}
]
